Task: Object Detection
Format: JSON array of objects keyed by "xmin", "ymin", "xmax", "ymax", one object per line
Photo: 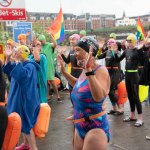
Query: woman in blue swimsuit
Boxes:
[{"xmin": 59, "ymin": 37, "xmax": 110, "ymax": 150}]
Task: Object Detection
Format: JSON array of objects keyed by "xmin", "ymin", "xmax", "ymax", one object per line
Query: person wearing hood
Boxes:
[
  {"xmin": 3, "ymin": 45, "xmax": 40, "ymax": 150},
  {"xmin": 29, "ymin": 41, "xmax": 47, "ymax": 103}
]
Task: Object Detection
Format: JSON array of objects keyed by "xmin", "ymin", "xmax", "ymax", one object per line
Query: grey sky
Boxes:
[{"xmin": 26, "ymin": 0, "xmax": 150, "ymax": 18}]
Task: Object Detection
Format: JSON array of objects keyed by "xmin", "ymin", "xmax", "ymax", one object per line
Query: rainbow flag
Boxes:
[
  {"xmin": 49, "ymin": 8, "xmax": 65, "ymax": 44},
  {"xmin": 136, "ymin": 17, "xmax": 146, "ymax": 40}
]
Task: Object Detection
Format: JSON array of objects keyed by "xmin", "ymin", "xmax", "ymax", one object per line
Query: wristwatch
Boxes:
[{"xmin": 85, "ymin": 70, "xmax": 95, "ymax": 76}]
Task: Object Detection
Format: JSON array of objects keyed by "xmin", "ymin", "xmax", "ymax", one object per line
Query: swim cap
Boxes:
[
  {"xmin": 18, "ymin": 34, "xmax": 26, "ymax": 40},
  {"xmin": 76, "ymin": 37, "xmax": 99, "ymax": 57},
  {"xmin": 109, "ymin": 33, "xmax": 116, "ymax": 39},
  {"xmin": 127, "ymin": 34, "xmax": 137, "ymax": 44},
  {"xmin": 38, "ymin": 35, "xmax": 46, "ymax": 41},
  {"xmin": 79, "ymin": 30, "xmax": 86, "ymax": 36},
  {"xmin": 7, "ymin": 39, "xmax": 14, "ymax": 44},
  {"xmin": 16, "ymin": 45, "xmax": 30, "ymax": 59},
  {"xmin": 69, "ymin": 34, "xmax": 80, "ymax": 41}
]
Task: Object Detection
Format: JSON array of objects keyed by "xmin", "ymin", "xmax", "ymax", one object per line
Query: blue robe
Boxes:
[
  {"xmin": 28, "ymin": 54, "xmax": 47, "ymax": 103},
  {"xmin": 3, "ymin": 61, "xmax": 40, "ymax": 134}
]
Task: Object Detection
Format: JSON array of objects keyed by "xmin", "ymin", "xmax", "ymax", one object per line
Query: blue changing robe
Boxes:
[
  {"xmin": 28, "ymin": 54, "xmax": 47, "ymax": 103},
  {"xmin": 3, "ymin": 61, "xmax": 40, "ymax": 134}
]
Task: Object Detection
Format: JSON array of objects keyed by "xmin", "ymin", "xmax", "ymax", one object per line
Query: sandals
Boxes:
[
  {"xmin": 146, "ymin": 136, "xmax": 150, "ymax": 140},
  {"xmin": 123, "ymin": 117, "xmax": 137, "ymax": 122},
  {"xmin": 57, "ymin": 98, "xmax": 62, "ymax": 103},
  {"xmin": 114, "ymin": 111, "xmax": 124, "ymax": 116},
  {"xmin": 134, "ymin": 120, "xmax": 144, "ymax": 127},
  {"xmin": 107, "ymin": 110, "xmax": 116, "ymax": 115}
]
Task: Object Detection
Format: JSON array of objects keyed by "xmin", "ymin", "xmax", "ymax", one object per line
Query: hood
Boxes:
[{"xmin": 23, "ymin": 60, "xmax": 40, "ymax": 71}]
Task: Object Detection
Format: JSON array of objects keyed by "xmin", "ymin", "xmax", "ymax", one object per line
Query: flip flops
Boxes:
[
  {"xmin": 134, "ymin": 120, "xmax": 144, "ymax": 127},
  {"xmin": 114, "ymin": 111, "xmax": 124, "ymax": 116},
  {"xmin": 146, "ymin": 136, "xmax": 150, "ymax": 140},
  {"xmin": 107, "ymin": 110, "xmax": 116, "ymax": 115},
  {"xmin": 123, "ymin": 117, "xmax": 137, "ymax": 122}
]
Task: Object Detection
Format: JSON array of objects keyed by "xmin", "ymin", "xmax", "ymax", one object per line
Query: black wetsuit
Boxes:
[
  {"xmin": 0, "ymin": 61, "xmax": 8, "ymax": 149},
  {"xmin": 98, "ymin": 50, "xmax": 121, "ymax": 105},
  {"xmin": 138, "ymin": 46, "xmax": 148, "ymax": 76},
  {"xmin": 139, "ymin": 48, "xmax": 150, "ymax": 86},
  {"xmin": 61, "ymin": 50, "xmax": 82, "ymax": 78},
  {"xmin": 115, "ymin": 48, "xmax": 143, "ymax": 114}
]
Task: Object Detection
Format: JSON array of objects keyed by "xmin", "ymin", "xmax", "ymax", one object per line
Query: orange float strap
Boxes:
[
  {"xmin": 2, "ymin": 112, "xmax": 21, "ymax": 150},
  {"xmin": 73, "ymin": 111, "xmax": 106, "ymax": 124},
  {"xmin": 106, "ymin": 66, "xmax": 118, "ymax": 69}
]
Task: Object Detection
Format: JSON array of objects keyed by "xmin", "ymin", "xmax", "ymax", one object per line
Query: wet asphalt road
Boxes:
[{"xmin": 19, "ymin": 91, "xmax": 150, "ymax": 150}]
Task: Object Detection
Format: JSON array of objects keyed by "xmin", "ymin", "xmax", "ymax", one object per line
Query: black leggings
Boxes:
[
  {"xmin": 108, "ymin": 69, "xmax": 120, "ymax": 104},
  {"xmin": 125, "ymin": 72, "xmax": 142, "ymax": 114},
  {"xmin": 0, "ymin": 106, "xmax": 8, "ymax": 149}
]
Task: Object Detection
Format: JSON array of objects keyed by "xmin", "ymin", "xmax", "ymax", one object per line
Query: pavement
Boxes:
[{"xmin": 19, "ymin": 91, "xmax": 150, "ymax": 150}]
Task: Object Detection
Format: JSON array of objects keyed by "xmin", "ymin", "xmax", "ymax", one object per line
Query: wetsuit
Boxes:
[
  {"xmin": 98, "ymin": 50, "xmax": 121, "ymax": 106},
  {"xmin": 61, "ymin": 50, "xmax": 82, "ymax": 78},
  {"xmin": 138, "ymin": 46, "xmax": 148, "ymax": 76},
  {"xmin": 0, "ymin": 61, "xmax": 8, "ymax": 149},
  {"xmin": 71, "ymin": 66, "xmax": 110, "ymax": 141},
  {"xmin": 139, "ymin": 49, "xmax": 150, "ymax": 103},
  {"xmin": 115, "ymin": 48, "xmax": 143, "ymax": 114}
]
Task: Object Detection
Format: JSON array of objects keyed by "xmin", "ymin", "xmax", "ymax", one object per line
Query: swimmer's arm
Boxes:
[
  {"xmin": 61, "ymin": 70, "xmax": 77, "ymax": 87},
  {"xmin": 58, "ymin": 54, "xmax": 77, "ymax": 87},
  {"xmin": 85, "ymin": 67, "xmax": 110, "ymax": 102}
]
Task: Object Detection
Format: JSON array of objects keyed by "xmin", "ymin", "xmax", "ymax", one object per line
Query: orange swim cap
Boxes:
[{"xmin": 18, "ymin": 34, "xmax": 26, "ymax": 41}]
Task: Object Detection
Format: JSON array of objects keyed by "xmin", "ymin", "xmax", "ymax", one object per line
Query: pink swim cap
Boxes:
[{"xmin": 69, "ymin": 34, "xmax": 80, "ymax": 41}]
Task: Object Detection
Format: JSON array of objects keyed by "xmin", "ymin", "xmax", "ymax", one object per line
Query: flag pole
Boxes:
[{"xmin": 60, "ymin": 0, "xmax": 62, "ymax": 7}]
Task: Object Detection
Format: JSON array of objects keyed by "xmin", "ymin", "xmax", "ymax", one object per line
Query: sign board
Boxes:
[
  {"xmin": 0, "ymin": 44, "xmax": 4, "ymax": 63},
  {"xmin": 0, "ymin": 0, "xmax": 26, "ymax": 20},
  {"xmin": 13, "ymin": 22, "xmax": 32, "ymax": 43}
]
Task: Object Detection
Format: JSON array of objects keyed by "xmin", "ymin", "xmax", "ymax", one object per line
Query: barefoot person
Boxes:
[
  {"xmin": 3, "ymin": 45, "xmax": 40, "ymax": 150},
  {"xmin": 59, "ymin": 37, "xmax": 110, "ymax": 150}
]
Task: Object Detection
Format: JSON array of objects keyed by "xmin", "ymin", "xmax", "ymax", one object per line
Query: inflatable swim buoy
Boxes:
[
  {"xmin": 2, "ymin": 112, "xmax": 21, "ymax": 150},
  {"xmin": 33, "ymin": 103, "xmax": 51, "ymax": 138},
  {"xmin": 116, "ymin": 81, "xmax": 128, "ymax": 104},
  {"xmin": 54, "ymin": 77, "xmax": 60, "ymax": 86},
  {"xmin": 48, "ymin": 77, "xmax": 60, "ymax": 86},
  {"xmin": 139, "ymin": 85, "xmax": 149, "ymax": 102}
]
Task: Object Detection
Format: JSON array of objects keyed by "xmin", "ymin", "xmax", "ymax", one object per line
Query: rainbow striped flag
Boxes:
[
  {"xmin": 49, "ymin": 7, "xmax": 65, "ymax": 44},
  {"xmin": 136, "ymin": 17, "xmax": 146, "ymax": 40}
]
